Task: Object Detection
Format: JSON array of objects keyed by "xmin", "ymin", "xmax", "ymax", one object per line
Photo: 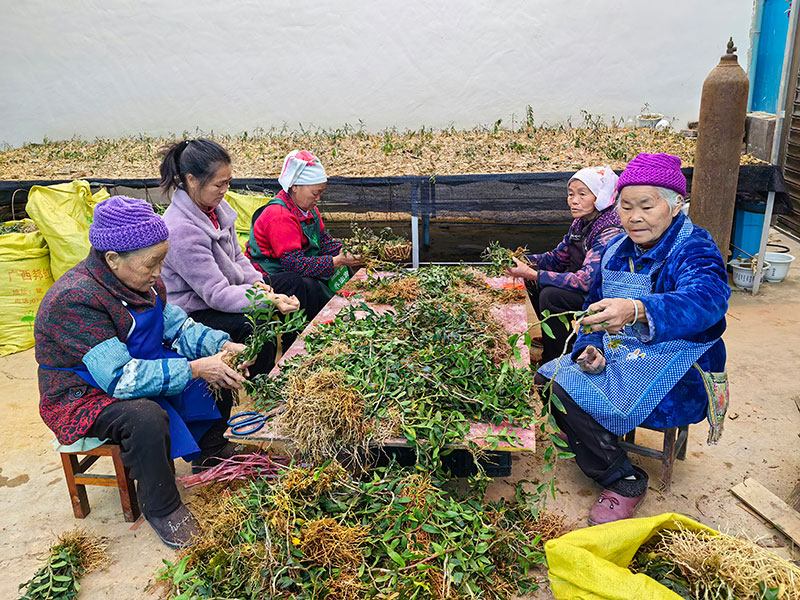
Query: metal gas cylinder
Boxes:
[{"xmin": 689, "ymin": 38, "xmax": 749, "ymax": 259}]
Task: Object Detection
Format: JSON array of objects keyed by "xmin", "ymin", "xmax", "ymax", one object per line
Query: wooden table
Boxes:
[{"xmin": 226, "ymin": 270, "xmax": 536, "ymax": 453}]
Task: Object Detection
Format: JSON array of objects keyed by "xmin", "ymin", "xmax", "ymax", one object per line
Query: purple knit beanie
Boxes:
[
  {"xmin": 616, "ymin": 153, "xmax": 687, "ymax": 197},
  {"xmin": 89, "ymin": 196, "xmax": 169, "ymax": 252}
]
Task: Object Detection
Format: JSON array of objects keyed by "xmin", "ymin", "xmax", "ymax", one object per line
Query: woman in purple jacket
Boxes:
[
  {"xmin": 507, "ymin": 166, "xmax": 623, "ymax": 363},
  {"xmin": 159, "ymin": 139, "xmax": 300, "ymax": 376}
]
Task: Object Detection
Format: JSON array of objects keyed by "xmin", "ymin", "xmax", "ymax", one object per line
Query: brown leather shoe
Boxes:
[
  {"xmin": 587, "ymin": 489, "xmax": 646, "ymax": 526},
  {"xmin": 147, "ymin": 503, "xmax": 199, "ymax": 549}
]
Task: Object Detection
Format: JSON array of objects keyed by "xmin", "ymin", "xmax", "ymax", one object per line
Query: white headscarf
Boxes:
[
  {"xmin": 569, "ymin": 165, "xmax": 619, "ymax": 211},
  {"xmin": 278, "ymin": 150, "xmax": 328, "ymax": 193}
]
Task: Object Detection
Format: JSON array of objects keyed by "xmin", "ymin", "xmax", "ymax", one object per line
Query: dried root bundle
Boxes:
[
  {"xmin": 276, "ymin": 368, "xmax": 369, "ymax": 464},
  {"xmin": 281, "ymin": 462, "xmax": 349, "ymax": 498},
  {"xmin": 345, "ymin": 274, "xmax": 421, "ymax": 304},
  {"xmin": 632, "ymin": 525, "xmax": 800, "ymax": 599},
  {"xmin": 300, "ymin": 518, "xmax": 368, "ymax": 567},
  {"xmin": 656, "ymin": 527, "xmax": 800, "ymax": 599},
  {"xmin": 342, "ymin": 223, "xmax": 411, "ymax": 269}
]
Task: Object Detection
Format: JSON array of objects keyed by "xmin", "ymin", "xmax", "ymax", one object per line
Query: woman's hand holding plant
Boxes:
[{"xmin": 505, "ymin": 257, "xmax": 537, "ymax": 281}]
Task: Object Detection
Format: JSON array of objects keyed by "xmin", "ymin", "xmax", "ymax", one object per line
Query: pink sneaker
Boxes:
[{"xmin": 588, "ymin": 489, "xmax": 646, "ymax": 525}]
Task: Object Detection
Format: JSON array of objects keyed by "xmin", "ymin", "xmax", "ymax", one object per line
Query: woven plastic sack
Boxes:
[
  {"xmin": 0, "ymin": 220, "xmax": 54, "ymax": 356},
  {"xmin": 25, "ymin": 180, "xmax": 110, "ymax": 279},
  {"xmin": 545, "ymin": 512, "xmax": 717, "ymax": 600},
  {"xmin": 224, "ymin": 190, "xmax": 269, "ymax": 251}
]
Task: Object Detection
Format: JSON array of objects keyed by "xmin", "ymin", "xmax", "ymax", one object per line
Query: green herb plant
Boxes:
[
  {"xmin": 249, "ymin": 266, "xmax": 535, "ymax": 476},
  {"xmin": 341, "ymin": 223, "xmax": 411, "ymax": 269},
  {"xmin": 18, "ymin": 529, "xmax": 109, "ymax": 600},
  {"xmin": 481, "ymin": 241, "xmax": 531, "ymax": 276},
  {"xmin": 160, "ymin": 463, "xmax": 553, "ymax": 599},
  {"xmin": 231, "ymin": 287, "xmax": 307, "ymax": 371}
]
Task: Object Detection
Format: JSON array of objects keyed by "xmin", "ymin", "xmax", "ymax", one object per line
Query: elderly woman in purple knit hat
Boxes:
[
  {"xmin": 536, "ymin": 153, "xmax": 730, "ymax": 524},
  {"xmin": 35, "ymin": 196, "xmax": 248, "ymax": 549},
  {"xmin": 506, "ymin": 165, "xmax": 623, "ymax": 363}
]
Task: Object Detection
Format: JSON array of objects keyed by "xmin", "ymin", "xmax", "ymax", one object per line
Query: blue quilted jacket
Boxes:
[{"xmin": 571, "ymin": 213, "xmax": 730, "ymax": 428}]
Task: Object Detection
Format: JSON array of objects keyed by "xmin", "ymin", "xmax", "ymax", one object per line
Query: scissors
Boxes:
[{"xmin": 227, "ymin": 408, "xmax": 282, "ymax": 436}]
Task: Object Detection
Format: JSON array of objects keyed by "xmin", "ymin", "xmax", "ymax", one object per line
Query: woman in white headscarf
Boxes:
[
  {"xmin": 247, "ymin": 150, "xmax": 361, "ymax": 318},
  {"xmin": 506, "ymin": 165, "xmax": 623, "ymax": 362}
]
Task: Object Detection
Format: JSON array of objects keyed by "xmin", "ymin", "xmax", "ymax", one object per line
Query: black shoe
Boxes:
[
  {"xmin": 191, "ymin": 441, "xmax": 250, "ymax": 474},
  {"xmin": 147, "ymin": 504, "xmax": 199, "ymax": 549}
]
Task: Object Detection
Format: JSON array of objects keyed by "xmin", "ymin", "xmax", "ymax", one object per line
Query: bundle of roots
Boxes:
[
  {"xmin": 275, "ymin": 368, "xmax": 369, "ymax": 464},
  {"xmin": 655, "ymin": 527, "xmax": 800, "ymax": 599}
]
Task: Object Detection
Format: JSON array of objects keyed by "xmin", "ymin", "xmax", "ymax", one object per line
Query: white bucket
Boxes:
[
  {"xmin": 763, "ymin": 252, "xmax": 795, "ymax": 283},
  {"xmin": 729, "ymin": 258, "xmax": 769, "ymax": 290}
]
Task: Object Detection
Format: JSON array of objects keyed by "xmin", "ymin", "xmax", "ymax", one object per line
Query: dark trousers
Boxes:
[
  {"xmin": 190, "ymin": 309, "xmax": 281, "ymax": 376},
  {"xmin": 87, "ymin": 395, "xmax": 234, "ymax": 518},
  {"xmin": 265, "ymin": 270, "xmax": 330, "ymax": 321},
  {"xmin": 527, "ymin": 281, "xmax": 586, "ymax": 363},
  {"xmin": 535, "ymin": 374, "xmax": 636, "ymax": 488}
]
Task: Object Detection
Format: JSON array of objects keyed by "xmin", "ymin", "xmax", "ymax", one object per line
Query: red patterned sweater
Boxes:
[
  {"xmin": 246, "ymin": 190, "xmax": 342, "ymax": 279},
  {"xmin": 35, "ymin": 250, "xmax": 169, "ymax": 444}
]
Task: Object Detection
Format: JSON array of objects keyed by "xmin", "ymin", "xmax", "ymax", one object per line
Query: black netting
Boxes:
[{"xmin": 0, "ymin": 165, "xmax": 788, "ymax": 261}]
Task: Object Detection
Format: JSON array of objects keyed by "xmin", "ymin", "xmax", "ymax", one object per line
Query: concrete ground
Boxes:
[{"xmin": 1, "ymin": 231, "xmax": 799, "ymax": 599}]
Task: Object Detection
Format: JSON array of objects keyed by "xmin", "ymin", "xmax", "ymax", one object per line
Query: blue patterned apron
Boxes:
[
  {"xmin": 537, "ymin": 218, "xmax": 716, "ymax": 435},
  {"xmin": 42, "ymin": 295, "xmax": 220, "ymax": 461}
]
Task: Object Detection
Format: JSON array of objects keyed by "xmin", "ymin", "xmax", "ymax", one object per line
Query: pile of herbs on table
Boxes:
[
  {"xmin": 247, "ymin": 265, "xmax": 538, "ymax": 472},
  {"xmin": 159, "ymin": 265, "xmax": 576, "ymax": 599}
]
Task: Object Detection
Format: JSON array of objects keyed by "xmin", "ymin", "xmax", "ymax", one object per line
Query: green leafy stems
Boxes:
[
  {"xmin": 481, "ymin": 241, "xmax": 532, "ymax": 277},
  {"xmin": 18, "ymin": 530, "xmax": 108, "ymax": 600},
  {"xmin": 234, "ymin": 287, "xmax": 307, "ymax": 369},
  {"xmin": 160, "ymin": 464, "xmax": 549, "ymax": 599}
]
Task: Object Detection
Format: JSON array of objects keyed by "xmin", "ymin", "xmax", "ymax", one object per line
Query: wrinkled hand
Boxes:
[
  {"xmin": 273, "ymin": 293, "xmax": 300, "ymax": 314},
  {"xmin": 190, "ymin": 351, "xmax": 246, "ymax": 389},
  {"xmin": 222, "ymin": 341, "xmax": 246, "ymax": 355},
  {"xmin": 505, "ymin": 257, "xmax": 537, "ymax": 281},
  {"xmin": 221, "ymin": 341, "xmax": 255, "ymax": 376},
  {"xmin": 254, "ymin": 281, "xmax": 274, "ymax": 294},
  {"xmin": 255, "ymin": 282, "xmax": 300, "ymax": 314},
  {"xmin": 580, "ymin": 298, "xmax": 640, "ymax": 335},
  {"xmin": 575, "ymin": 345, "xmax": 606, "ymax": 374},
  {"xmin": 333, "ymin": 251, "xmax": 362, "ymax": 268}
]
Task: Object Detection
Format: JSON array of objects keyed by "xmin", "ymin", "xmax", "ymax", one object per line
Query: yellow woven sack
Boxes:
[
  {"xmin": 25, "ymin": 180, "xmax": 110, "ymax": 279},
  {"xmin": 224, "ymin": 190, "xmax": 269, "ymax": 252},
  {"xmin": 0, "ymin": 220, "xmax": 54, "ymax": 356},
  {"xmin": 545, "ymin": 512, "xmax": 717, "ymax": 600}
]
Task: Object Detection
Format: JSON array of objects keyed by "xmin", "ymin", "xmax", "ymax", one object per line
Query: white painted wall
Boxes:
[{"xmin": 1, "ymin": 0, "xmax": 753, "ymax": 147}]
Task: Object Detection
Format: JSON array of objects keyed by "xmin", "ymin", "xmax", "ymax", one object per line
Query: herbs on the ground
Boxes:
[
  {"xmin": 161, "ymin": 462, "xmax": 562, "ymax": 599},
  {"xmin": 18, "ymin": 529, "xmax": 109, "ymax": 600}
]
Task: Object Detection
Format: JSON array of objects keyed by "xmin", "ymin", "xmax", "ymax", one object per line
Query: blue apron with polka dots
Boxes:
[{"xmin": 537, "ymin": 218, "xmax": 716, "ymax": 435}]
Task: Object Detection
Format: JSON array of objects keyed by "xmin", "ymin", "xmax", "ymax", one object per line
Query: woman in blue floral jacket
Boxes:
[{"xmin": 507, "ymin": 165, "xmax": 623, "ymax": 362}]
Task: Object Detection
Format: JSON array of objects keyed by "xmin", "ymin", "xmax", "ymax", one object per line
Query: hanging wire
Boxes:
[{"xmin": 10, "ymin": 189, "xmax": 25, "ymax": 220}]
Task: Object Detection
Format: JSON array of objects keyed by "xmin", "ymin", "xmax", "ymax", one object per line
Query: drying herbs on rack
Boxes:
[{"xmin": 340, "ymin": 223, "xmax": 412, "ymax": 270}]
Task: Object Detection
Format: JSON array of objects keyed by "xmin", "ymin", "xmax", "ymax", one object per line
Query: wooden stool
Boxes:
[
  {"xmin": 60, "ymin": 443, "xmax": 140, "ymax": 522},
  {"xmin": 618, "ymin": 425, "xmax": 689, "ymax": 492}
]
